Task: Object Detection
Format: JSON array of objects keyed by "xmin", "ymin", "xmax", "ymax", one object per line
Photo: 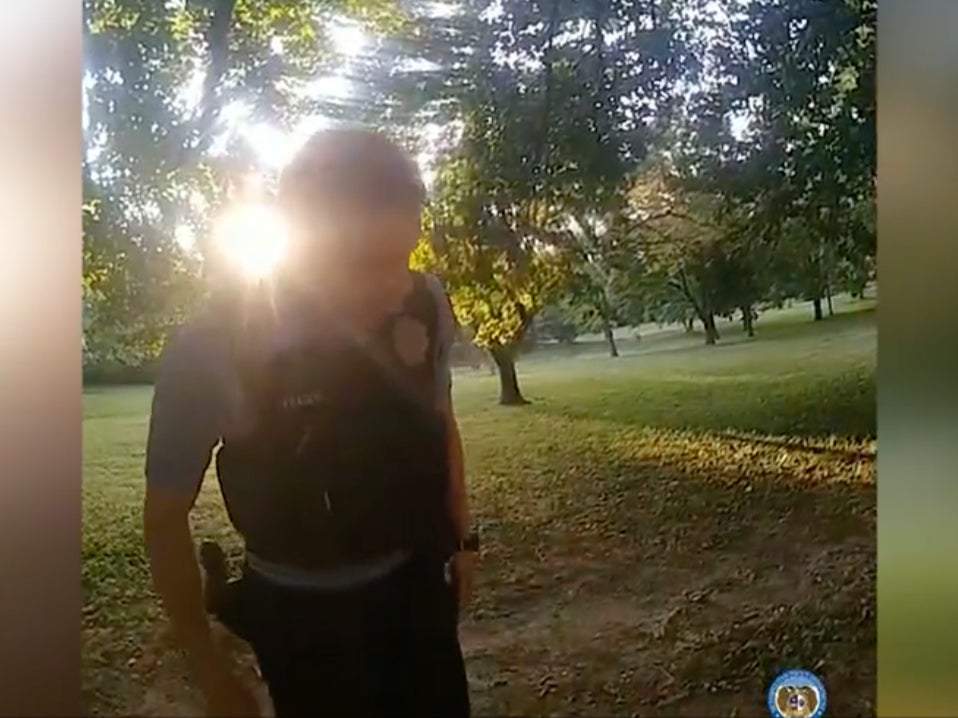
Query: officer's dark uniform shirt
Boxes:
[{"xmin": 145, "ymin": 273, "xmax": 457, "ymax": 589}]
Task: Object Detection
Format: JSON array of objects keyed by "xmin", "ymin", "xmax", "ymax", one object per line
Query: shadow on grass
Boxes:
[
  {"xmin": 523, "ymin": 370, "xmax": 876, "ymax": 439},
  {"xmin": 475, "ymin": 449, "xmax": 875, "ymax": 608},
  {"xmin": 714, "ymin": 304, "xmax": 876, "ymax": 346},
  {"xmin": 520, "ymin": 306, "xmax": 876, "ymax": 365}
]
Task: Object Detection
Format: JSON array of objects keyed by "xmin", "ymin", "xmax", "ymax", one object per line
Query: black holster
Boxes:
[{"xmin": 200, "ymin": 540, "xmax": 255, "ymax": 641}]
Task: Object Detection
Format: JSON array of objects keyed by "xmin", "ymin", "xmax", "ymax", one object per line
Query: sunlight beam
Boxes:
[
  {"xmin": 328, "ymin": 18, "xmax": 370, "ymax": 57},
  {"xmin": 213, "ymin": 203, "xmax": 289, "ymax": 280}
]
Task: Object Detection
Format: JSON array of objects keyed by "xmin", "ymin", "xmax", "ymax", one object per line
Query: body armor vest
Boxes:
[{"xmin": 214, "ymin": 272, "xmax": 455, "ymax": 570}]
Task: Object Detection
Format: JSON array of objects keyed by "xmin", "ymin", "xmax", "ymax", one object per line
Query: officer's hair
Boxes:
[{"xmin": 278, "ymin": 127, "xmax": 423, "ymax": 208}]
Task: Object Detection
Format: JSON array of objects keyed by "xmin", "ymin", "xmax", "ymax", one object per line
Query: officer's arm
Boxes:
[
  {"xmin": 142, "ymin": 328, "xmax": 222, "ymax": 681},
  {"xmin": 431, "ymin": 276, "xmax": 470, "ymax": 542},
  {"xmin": 440, "ymin": 395, "xmax": 470, "ymax": 541},
  {"xmin": 144, "ymin": 485, "xmax": 215, "ymax": 669}
]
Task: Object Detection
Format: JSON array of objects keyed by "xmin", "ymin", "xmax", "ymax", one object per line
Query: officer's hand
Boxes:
[
  {"xmin": 197, "ymin": 647, "xmax": 261, "ymax": 717},
  {"xmin": 451, "ymin": 550, "xmax": 477, "ymax": 610}
]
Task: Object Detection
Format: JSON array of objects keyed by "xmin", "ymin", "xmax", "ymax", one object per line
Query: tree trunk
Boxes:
[
  {"xmin": 684, "ymin": 317, "xmax": 694, "ymax": 333},
  {"xmin": 741, "ymin": 305, "xmax": 755, "ymax": 337},
  {"xmin": 602, "ymin": 320, "xmax": 619, "ymax": 357},
  {"xmin": 813, "ymin": 297, "xmax": 824, "ymax": 321},
  {"xmin": 490, "ymin": 347, "xmax": 528, "ymax": 405},
  {"xmin": 704, "ymin": 313, "xmax": 719, "ymax": 345},
  {"xmin": 701, "ymin": 284, "xmax": 719, "ymax": 343},
  {"xmin": 595, "ymin": 286, "xmax": 619, "ymax": 357},
  {"xmin": 825, "ymin": 283, "xmax": 834, "ymax": 316},
  {"xmin": 673, "ymin": 269, "xmax": 717, "ymax": 343}
]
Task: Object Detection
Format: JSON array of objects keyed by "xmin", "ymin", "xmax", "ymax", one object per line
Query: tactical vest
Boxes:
[{"xmin": 214, "ymin": 272, "xmax": 455, "ymax": 570}]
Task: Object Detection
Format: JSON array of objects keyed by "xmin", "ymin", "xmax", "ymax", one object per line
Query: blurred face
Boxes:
[
  {"xmin": 281, "ymin": 152, "xmax": 426, "ymax": 281},
  {"xmin": 305, "ymin": 194, "xmax": 422, "ymax": 271}
]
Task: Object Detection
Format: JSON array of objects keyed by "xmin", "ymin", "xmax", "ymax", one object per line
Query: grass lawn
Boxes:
[{"xmin": 82, "ymin": 296, "xmax": 876, "ymax": 716}]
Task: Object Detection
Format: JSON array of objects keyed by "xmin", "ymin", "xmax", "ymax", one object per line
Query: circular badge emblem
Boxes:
[{"xmin": 767, "ymin": 669, "xmax": 826, "ymax": 718}]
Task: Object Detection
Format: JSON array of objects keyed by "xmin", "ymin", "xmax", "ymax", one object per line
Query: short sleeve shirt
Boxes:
[{"xmin": 144, "ymin": 274, "xmax": 458, "ymax": 588}]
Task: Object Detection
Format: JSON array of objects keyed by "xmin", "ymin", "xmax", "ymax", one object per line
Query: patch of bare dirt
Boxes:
[
  {"xmin": 130, "ymin": 534, "xmax": 873, "ymax": 717},
  {"xmin": 457, "ymin": 534, "xmax": 873, "ymax": 716}
]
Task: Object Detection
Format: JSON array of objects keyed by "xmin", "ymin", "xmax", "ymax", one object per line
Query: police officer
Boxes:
[{"xmin": 143, "ymin": 129, "xmax": 476, "ymax": 717}]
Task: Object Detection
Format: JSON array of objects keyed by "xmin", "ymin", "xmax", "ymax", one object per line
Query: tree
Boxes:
[
  {"xmin": 522, "ymin": 0, "xmax": 696, "ymax": 359},
  {"xmin": 82, "ymin": 0, "xmax": 399, "ymax": 367},
  {"xmin": 683, "ymin": 0, "xmax": 876, "ymax": 321},
  {"xmin": 612, "ymin": 168, "xmax": 729, "ymax": 345},
  {"xmin": 415, "ymin": 0, "xmax": 699, "ymax": 381},
  {"xmin": 420, "ymin": 151, "xmax": 571, "ymax": 405}
]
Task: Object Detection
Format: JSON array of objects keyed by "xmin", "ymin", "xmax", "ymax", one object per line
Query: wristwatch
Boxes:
[{"xmin": 457, "ymin": 531, "xmax": 480, "ymax": 553}]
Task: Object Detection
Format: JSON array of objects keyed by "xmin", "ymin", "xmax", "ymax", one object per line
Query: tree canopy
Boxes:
[{"xmin": 83, "ymin": 0, "xmax": 876, "ymax": 402}]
